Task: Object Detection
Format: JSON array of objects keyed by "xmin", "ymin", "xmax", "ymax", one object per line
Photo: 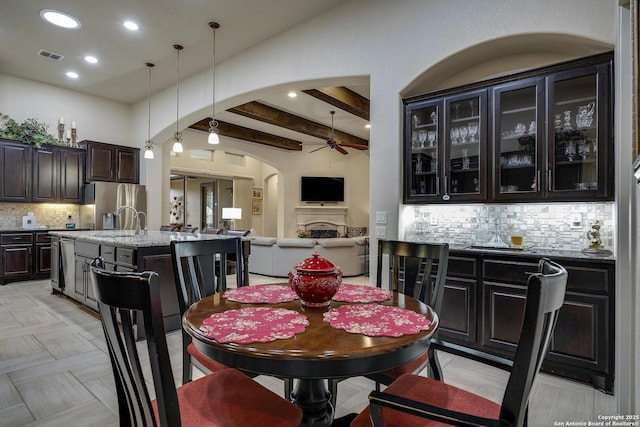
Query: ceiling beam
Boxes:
[
  {"xmin": 190, "ymin": 119, "xmax": 302, "ymax": 151},
  {"xmin": 302, "ymin": 87, "xmax": 370, "ymax": 121},
  {"xmin": 228, "ymin": 101, "xmax": 368, "ymax": 147}
]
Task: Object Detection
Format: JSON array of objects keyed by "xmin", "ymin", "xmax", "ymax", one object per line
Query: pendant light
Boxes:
[
  {"xmin": 207, "ymin": 21, "xmax": 220, "ymax": 144},
  {"xmin": 172, "ymin": 44, "xmax": 184, "ymax": 153},
  {"xmin": 143, "ymin": 62, "xmax": 155, "ymax": 159}
]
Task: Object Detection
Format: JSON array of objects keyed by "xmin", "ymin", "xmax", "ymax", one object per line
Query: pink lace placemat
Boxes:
[
  {"xmin": 332, "ymin": 284, "xmax": 392, "ymax": 303},
  {"xmin": 323, "ymin": 304, "xmax": 431, "ymax": 337},
  {"xmin": 223, "ymin": 285, "xmax": 299, "ymax": 304},
  {"xmin": 200, "ymin": 307, "xmax": 309, "ymax": 344}
]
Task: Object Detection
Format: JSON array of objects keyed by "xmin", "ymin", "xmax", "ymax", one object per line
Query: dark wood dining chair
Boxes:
[
  {"xmin": 351, "ymin": 258, "xmax": 568, "ymax": 427},
  {"xmin": 160, "ymin": 225, "xmax": 178, "ymax": 232},
  {"xmin": 170, "ymin": 238, "xmax": 244, "ymax": 385},
  {"xmin": 179, "ymin": 225, "xmax": 198, "ymax": 233},
  {"xmin": 171, "ymin": 238, "xmax": 294, "ymax": 398},
  {"xmin": 366, "ymin": 239, "xmax": 450, "ymax": 389},
  {"xmin": 89, "ymin": 259, "xmax": 302, "ymax": 427}
]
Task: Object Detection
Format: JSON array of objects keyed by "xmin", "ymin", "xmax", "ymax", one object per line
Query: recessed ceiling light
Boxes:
[
  {"xmin": 66, "ymin": 71, "xmax": 79, "ymax": 79},
  {"xmin": 287, "ymin": 91, "xmax": 297, "ymax": 98},
  {"xmin": 84, "ymin": 55, "xmax": 98, "ymax": 64},
  {"xmin": 123, "ymin": 21, "xmax": 139, "ymax": 31},
  {"xmin": 40, "ymin": 9, "xmax": 81, "ymax": 29},
  {"xmin": 365, "ymin": 124, "xmax": 371, "ymax": 129}
]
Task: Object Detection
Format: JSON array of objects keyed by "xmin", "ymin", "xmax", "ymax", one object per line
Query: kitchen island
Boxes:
[{"xmin": 49, "ymin": 230, "xmax": 241, "ymax": 334}]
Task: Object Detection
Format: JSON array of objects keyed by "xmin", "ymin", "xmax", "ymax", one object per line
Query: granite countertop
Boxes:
[
  {"xmin": 0, "ymin": 227, "xmax": 75, "ymax": 232},
  {"xmin": 48, "ymin": 230, "xmax": 237, "ymax": 249},
  {"xmin": 449, "ymin": 245, "xmax": 615, "ymax": 263}
]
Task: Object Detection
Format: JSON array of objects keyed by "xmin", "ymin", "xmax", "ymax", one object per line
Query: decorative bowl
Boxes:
[{"xmin": 288, "ymin": 251, "xmax": 342, "ymax": 308}]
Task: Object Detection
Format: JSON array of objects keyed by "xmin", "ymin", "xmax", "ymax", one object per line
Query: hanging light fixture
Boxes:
[
  {"xmin": 172, "ymin": 44, "xmax": 184, "ymax": 153},
  {"xmin": 208, "ymin": 21, "xmax": 220, "ymax": 145},
  {"xmin": 143, "ymin": 62, "xmax": 155, "ymax": 159}
]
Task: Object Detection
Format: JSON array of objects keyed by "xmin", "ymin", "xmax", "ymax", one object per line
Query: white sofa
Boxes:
[{"xmin": 248, "ymin": 236, "xmax": 368, "ymax": 277}]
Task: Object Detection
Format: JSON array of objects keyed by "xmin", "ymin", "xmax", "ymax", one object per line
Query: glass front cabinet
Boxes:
[
  {"xmin": 404, "ymin": 91, "xmax": 487, "ymax": 203},
  {"xmin": 403, "ymin": 53, "xmax": 613, "ymax": 204}
]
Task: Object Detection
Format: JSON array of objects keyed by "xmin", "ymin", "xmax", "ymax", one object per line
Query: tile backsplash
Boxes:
[
  {"xmin": 0, "ymin": 203, "xmax": 80, "ymax": 229},
  {"xmin": 401, "ymin": 202, "xmax": 615, "ymax": 253}
]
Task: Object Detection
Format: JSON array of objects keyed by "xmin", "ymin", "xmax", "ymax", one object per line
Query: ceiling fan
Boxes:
[{"xmin": 309, "ymin": 111, "xmax": 369, "ymax": 155}]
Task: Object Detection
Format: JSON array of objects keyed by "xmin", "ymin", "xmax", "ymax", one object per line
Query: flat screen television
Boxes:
[{"xmin": 300, "ymin": 176, "xmax": 345, "ymax": 202}]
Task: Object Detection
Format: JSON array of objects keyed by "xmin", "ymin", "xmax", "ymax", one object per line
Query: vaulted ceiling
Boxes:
[{"xmin": 1, "ymin": 1, "xmax": 370, "ymax": 154}]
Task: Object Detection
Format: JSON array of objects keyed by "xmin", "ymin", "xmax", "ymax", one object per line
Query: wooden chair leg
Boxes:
[
  {"xmin": 284, "ymin": 378, "xmax": 294, "ymax": 400},
  {"xmin": 427, "ymin": 347, "xmax": 444, "ymax": 381},
  {"xmin": 182, "ymin": 333, "xmax": 192, "ymax": 384},
  {"xmin": 329, "ymin": 379, "xmax": 338, "ymax": 409}
]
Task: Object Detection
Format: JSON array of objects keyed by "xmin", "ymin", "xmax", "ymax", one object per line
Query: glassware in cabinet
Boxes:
[
  {"xmin": 492, "ymin": 78, "xmax": 544, "ymax": 200},
  {"xmin": 444, "ymin": 91, "xmax": 487, "ymax": 202},
  {"xmin": 547, "ymin": 63, "xmax": 611, "ymax": 199},
  {"xmin": 404, "ymin": 100, "xmax": 442, "ymax": 202}
]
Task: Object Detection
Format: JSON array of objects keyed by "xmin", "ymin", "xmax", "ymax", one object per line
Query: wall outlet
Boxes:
[
  {"xmin": 375, "ymin": 226, "xmax": 387, "ymax": 238},
  {"xmin": 569, "ymin": 213, "xmax": 582, "ymax": 229},
  {"xmin": 375, "ymin": 212, "xmax": 387, "ymax": 224}
]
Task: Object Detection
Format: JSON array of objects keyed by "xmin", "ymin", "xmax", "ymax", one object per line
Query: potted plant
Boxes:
[{"xmin": 0, "ymin": 113, "xmax": 58, "ymax": 148}]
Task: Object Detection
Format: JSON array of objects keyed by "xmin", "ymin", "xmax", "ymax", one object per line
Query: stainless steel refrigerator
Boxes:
[{"xmin": 80, "ymin": 182, "xmax": 147, "ymax": 230}]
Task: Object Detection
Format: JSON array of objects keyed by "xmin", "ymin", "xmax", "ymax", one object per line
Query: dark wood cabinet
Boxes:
[
  {"xmin": 403, "ymin": 52, "xmax": 613, "ymax": 204},
  {"xmin": 32, "ymin": 146, "xmax": 84, "ymax": 203},
  {"xmin": 35, "ymin": 232, "xmax": 53, "ymax": 274},
  {"xmin": 0, "ymin": 232, "xmax": 33, "ymax": 284},
  {"xmin": 0, "ymin": 140, "xmax": 31, "ymax": 202},
  {"xmin": 443, "ymin": 250, "xmax": 614, "ymax": 392},
  {"xmin": 84, "ymin": 140, "xmax": 139, "ymax": 183},
  {"xmin": 438, "ymin": 256, "xmax": 478, "ymax": 344},
  {"xmin": 58, "ymin": 147, "xmax": 84, "ymax": 202}
]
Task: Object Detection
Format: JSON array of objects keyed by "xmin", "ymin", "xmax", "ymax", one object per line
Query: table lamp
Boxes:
[{"xmin": 222, "ymin": 207, "xmax": 242, "ymax": 230}]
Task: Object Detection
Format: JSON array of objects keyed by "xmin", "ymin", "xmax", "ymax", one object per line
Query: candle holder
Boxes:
[
  {"xmin": 71, "ymin": 128, "xmax": 77, "ymax": 147},
  {"xmin": 57, "ymin": 123, "xmax": 65, "ymax": 144}
]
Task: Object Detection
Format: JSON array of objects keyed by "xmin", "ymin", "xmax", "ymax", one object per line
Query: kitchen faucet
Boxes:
[{"xmin": 114, "ymin": 205, "xmax": 146, "ymax": 236}]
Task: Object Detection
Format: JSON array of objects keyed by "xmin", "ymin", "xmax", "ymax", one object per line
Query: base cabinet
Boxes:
[
  {"xmin": 0, "ymin": 232, "xmax": 34, "ymax": 284},
  {"xmin": 438, "ymin": 256, "xmax": 478, "ymax": 344},
  {"xmin": 73, "ymin": 242, "xmax": 99, "ymax": 310},
  {"xmin": 443, "ymin": 250, "xmax": 615, "ymax": 393}
]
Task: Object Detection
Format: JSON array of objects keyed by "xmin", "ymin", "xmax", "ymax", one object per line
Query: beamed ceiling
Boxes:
[{"xmin": 189, "ymin": 86, "xmax": 370, "ymax": 154}]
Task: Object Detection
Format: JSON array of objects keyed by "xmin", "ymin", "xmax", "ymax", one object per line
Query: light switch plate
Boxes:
[
  {"xmin": 375, "ymin": 226, "xmax": 387, "ymax": 238},
  {"xmin": 375, "ymin": 212, "xmax": 387, "ymax": 224}
]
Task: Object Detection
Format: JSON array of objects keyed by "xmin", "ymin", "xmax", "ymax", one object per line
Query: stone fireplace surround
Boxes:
[{"xmin": 295, "ymin": 205, "xmax": 348, "ymax": 237}]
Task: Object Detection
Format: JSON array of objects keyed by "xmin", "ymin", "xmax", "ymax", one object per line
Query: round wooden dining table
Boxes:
[{"xmin": 183, "ymin": 285, "xmax": 439, "ymax": 427}]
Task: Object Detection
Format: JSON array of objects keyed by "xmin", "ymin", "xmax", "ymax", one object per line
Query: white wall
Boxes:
[{"xmin": 3, "ymin": 0, "xmax": 633, "ymax": 409}]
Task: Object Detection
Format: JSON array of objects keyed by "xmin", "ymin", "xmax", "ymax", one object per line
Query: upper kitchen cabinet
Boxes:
[
  {"xmin": 0, "ymin": 139, "xmax": 31, "ymax": 202},
  {"xmin": 546, "ymin": 62, "xmax": 613, "ymax": 200},
  {"xmin": 492, "ymin": 78, "xmax": 545, "ymax": 201},
  {"xmin": 403, "ymin": 52, "xmax": 613, "ymax": 204},
  {"xmin": 404, "ymin": 90, "xmax": 488, "ymax": 203},
  {"xmin": 84, "ymin": 140, "xmax": 140, "ymax": 184},
  {"xmin": 32, "ymin": 146, "xmax": 84, "ymax": 203}
]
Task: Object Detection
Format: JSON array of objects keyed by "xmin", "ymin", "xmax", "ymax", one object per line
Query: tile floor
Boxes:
[{"xmin": 0, "ymin": 275, "xmax": 615, "ymax": 426}]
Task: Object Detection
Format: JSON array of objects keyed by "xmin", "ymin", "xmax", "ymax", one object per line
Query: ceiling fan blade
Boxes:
[
  {"xmin": 335, "ymin": 145, "xmax": 349, "ymax": 155},
  {"xmin": 309, "ymin": 145, "xmax": 328, "ymax": 153},
  {"xmin": 340, "ymin": 143, "xmax": 368, "ymax": 150}
]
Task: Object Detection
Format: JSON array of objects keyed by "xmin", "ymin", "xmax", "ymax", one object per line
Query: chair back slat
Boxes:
[
  {"xmin": 376, "ymin": 239, "xmax": 449, "ymax": 312},
  {"xmin": 501, "ymin": 258, "xmax": 568, "ymax": 427},
  {"xmin": 90, "ymin": 260, "xmax": 181, "ymax": 426},
  {"xmin": 171, "ymin": 238, "xmax": 242, "ymax": 315}
]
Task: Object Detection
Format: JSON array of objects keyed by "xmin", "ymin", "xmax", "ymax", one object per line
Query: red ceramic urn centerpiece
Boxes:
[{"xmin": 288, "ymin": 251, "xmax": 343, "ymax": 309}]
